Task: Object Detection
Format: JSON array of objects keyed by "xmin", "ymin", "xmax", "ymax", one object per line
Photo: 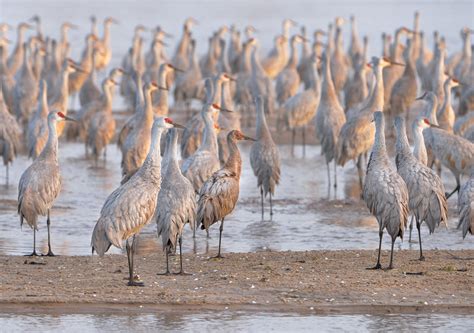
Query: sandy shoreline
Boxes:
[{"xmin": 1, "ymin": 250, "xmax": 473, "ymax": 314}]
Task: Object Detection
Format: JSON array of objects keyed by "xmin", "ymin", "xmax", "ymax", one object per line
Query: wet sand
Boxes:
[{"xmin": 1, "ymin": 250, "xmax": 473, "ymax": 314}]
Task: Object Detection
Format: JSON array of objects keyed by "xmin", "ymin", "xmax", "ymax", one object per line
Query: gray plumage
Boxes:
[
  {"xmin": 155, "ymin": 129, "xmax": 196, "ymax": 273},
  {"xmin": 13, "ymin": 43, "xmax": 38, "ymax": 125},
  {"xmin": 394, "ymin": 116, "xmax": 448, "ymax": 260},
  {"xmin": 27, "ymin": 79, "xmax": 49, "ymax": 159},
  {"xmin": 18, "ymin": 111, "xmax": 66, "ymax": 256},
  {"xmin": 275, "ymin": 35, "xmax": 303, "ymax": 105},
  {"xmin": 436, "ymin": 77, "xmax": 459, "ymax": 133},
  {"xmin": 181, "ymin": 104, "xmax": 221, "ymax": 193},
  {"xmin": 363, "ymin": 111, "xmax": 409, "ymax": 269},
  {"xmin": 458, "ymin": 169, "xmax": 474, "ymax": 238},
  {"xmin": 250, "ymin": 96, "xmax": 281, "ymax": 218},
  {"xmin": 91, "ymin": 117, "xmax": 174, "ymax": 286},
  {"xmin": 197, "ymin": 130, "xmax": 254, "ymax": 257}
]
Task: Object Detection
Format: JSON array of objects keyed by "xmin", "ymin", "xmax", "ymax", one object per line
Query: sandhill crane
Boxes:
[
  {"xmin": 348, "ymin": 15, "xmax": 363, "ymax": 66},
  {"xmin": 79, "ymin": 50, "xmax": 100, "ymax": 108},
  {"xmin": 275, "ymin": 35, "xmax": 304, "ymax": 105},
  {"xmin": 364, "ymin": 111, "xmax": 409, "ymax": 269},
  {"xmin": 27, "ymin": 79, "xmax": 49, "ymax": 159},
  {"xmin": 261, "ymin": 35, "xmax": 286, "ymax": 79},
  {"xmin": 94, "ymin": 17, "xmax": 118, "ymax": 71},
  {"xmin": 458, "ymin": 168, "xmax": 474, "ymax": 238},
  {"xmin": 437, "ymin": 77, "xmax": 459, "ymax": 133},
  {"xmin": 282, "ymin": 60, "xmax": 321, "ymax": 156},
  {"xmin": 68, "ymin": 34, "xmax": 97, "ymax": 98},
  {"xmin": 0, "ymin": 81, "xmax": 21, "ymax": 185},
  {"xmin": 174, "ymin": 39, "xmax": 203, "ymax": 109},
  {"xmin": 121, "ymin": 82, "xmax": 158, "ymax": 184},
  {"xmin": 451, "ymin": 28, "xmax": 472, "ymax": 81},
  {"xmin": 228, "ymin": 25, "xmax": 242, "ymax": 73},
  {"xmin": 412, "ymin": 117, "xmax": 429, "ymax": 166},
  {"xmin": 91, "ymin": 117, "xmax": 183, "ymax": 286},
  {"xmin": 454, "ymin": 112, "xmax": 474, "ymax": 137},
  {"xmin": 87, "ymin": 78, "xmax": 118, "ymax": 163},
  {"xmin": 13, "ymin": 43, "xmax": 38, "ymax": 125},
  {"xmin": 249, "ymin": 44, "xmax": 275, "ymax": 116},
  {"xmin": 298, "ymin": 31, "xmax": 325, "ymax": 89},
  {"xmin": 381, "ymin": 33, "xmax": 391, "ymax": 59},
  {"xmin": 58, "ymin": 22, "xmax": 77, "ymax": 63},
  {"xmin": 28, "ymin": 15, "xmax": 43, "ymax": 42},
  {"xmin": 394, "ymin": 116, "xmax": 447, "ymax": 260},
  {"xmin": 7, "ymin": 22, "xmax": 33, "ymax": 75},
  {"xmin": 0, "ymin": 46, "xmax": 15, "ymax": 112},
  {"xmin": 152, "ymin": 64, "xmax": 183, "ymax": 116},
  {"xmin": 180, "ymin": 74, "xmax": 233, "ymax": 159},
  {"xmin": 331, "ymin": 19, "xmax": 349, "ymax": 99},
  {"xmin": 144, "ymin": 39, "xmax": 167, "ymax": 83},
  {"xmin": 197, "ymin": 130, "xmax": 255, "ymax": 258},
  {"xmin": 383, "ymin": 27, "xmax": 411, "ymax": 110},
  {"xmin": 172, "ymin": 18, "xmax": 198, "ymax": 73},
  {"xmin": 316, "ymin": 47, "xmax": 346, "ymax": 189},
  {"xmin": 345, "ymin": 36, "xmax": 369, "ymax": 111},
  {"xmin": 432, "ymin": 40, "xmax": 447, "ymax": 108},
  {"xmin": 155, "ymin": 128, "xmax": 196, "ymax": 275},
  {"xmin": 182, "ymin": 104, "xmax": 223, "ymax": 193},
  {"xmin": 234, "ymin": 38, "xmax": 256, "ymax": 110},
  {"xmin": 217, "ymin": 79, "xmax": 240, "ymax": 165},
  {"xmin": 338, "ymin": 57, "xmax": 401, "ymax": 190},
  {"xmin": 250, "ymin": 96, "xmax": 281, "ymax": 219},
  {"xmin": 18, "ymin": 111, "xmax": 75, "ymax": 256}
]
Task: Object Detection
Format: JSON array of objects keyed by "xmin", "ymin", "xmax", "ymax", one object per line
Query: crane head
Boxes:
[
  {"xmin": 166, "ymin": 63, "xmax": 184, "ymax": 72},
  {"xmin": 211, "ymin": 103, "xmax": 234, "ymax": 113},
  {"xmin": 54, "ymin": 111, "xmax": 76, "ymax": 122},
  {"xmin": 164, "ymin": 117, "xmax": 185, "ymax": 129},
  {"xmin": 230, "ymin": 130, "xmax": 256, "ymax": 142}
]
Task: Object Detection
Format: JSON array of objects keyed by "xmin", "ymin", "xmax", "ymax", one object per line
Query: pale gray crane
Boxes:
[
  {"xmin": 432, "ymin": 40, "xmax": 447, "ymax": 108},
  {"xmin": 345, "ymin": 36, "xmax": 369, "ymax": 111},
  {"xmin": 121, "ymin": 82, "xmax": 158, "ymax": 184},
  {"xmin": 363, "ymin": 111, "xmax": 409, "ymax": 269},
  {"xmin": 275, "ymin": 35, "xmax": 304, "ymax": 105},
  {"xmin": 261, "ymin": 35, "xmax": 287, "ymax": 79},
  {"xmin": 172, "ymin": 18, "xmax": 198, "ymax": 73},
  {"xmin": 331, "ymin": 20, "xmax": 349, "ymax": 98},
  {"xmin": 155, "ymin": 128, "xmax": 196, "ymax": 275},
  {"xmin": 316, "ymin": 47, "xmax": 346, "ymax": 189},
  {"xmin": 94, "ymin": 17, "xmax": 118, "ymax": 71},
  {"xmin": 458, "ymin": 168, "xmax": 474, "ymax": 238},
  {"xmin": 282, "ymin": 60, "xmax": 321, "ymax": 156},
  {"xmin": 44, "ymin": 40, "xmax": 61, "ymax": 100},
  {"xmin": 18, "ymin": 111, "xmax": 75, "ymax": 256},
  {"xmin": 144, "ymin": 39, "xmax": 167, "ymax": 84},
  {"xmin": 7, "ymin": 22, "xmax": 33, "ymax": 75},
  {"xmin": 58, "ymin": 22, "xmax": 78, "ymax": 64},
  {"xmin": 412, "ymin": 117, "xmax": 430, "ymax": 166},
  {"xmin": 68, "ymin": 34, "xmax": 97, "ymax": 98},
  {"xmin": 338, "ymin": 57, "xmax": 400, "ymax": 190},
  {"xmin": 394, "ymin": 116, "xmax": 447, "ymax": 260},
  {"xmin": 152, "ymin": 63, "xmax": 183, "ymax": 116},
  {"xmin": 249, "ymin": 44, "xmax": 275, "ymax": 116},
  {"xmin": 91, "ymin": 117, "xmax": 182, "ymax": 286},
  {"xmin": 454, "ymin": 112, "xmax": 474, "ymax": 137},
  {"xmin": 13, "ymin": 43, "xmax": 38, "ymax": 125},
  {"xmin": 250, "ymin": 96, "xmax": 281, "ymax": 219},
  {"xmin": 27, "ymin": 79, "xmax": 49, "ymax": 159},
  {"xmin": 437, "ymin": 77, "xmax": 459, "ymax": 133},
  {"xmin": 381, "ymin": 32, "xmax": 391, "ymax": 59},
  {"xmin": 234, "ymin": 38, "xmax": 257, "ymax": 111},
  {"xmin": 87, "ymin": 78, "xmax": 118, "ymax": 163},
  {"xmin": 145, "ymin": 27, "xmax": 172, "ymax": 72},
  {"xmin": 298, "ymin": 31, "xmax": 325, "ymax": 89},
  {"xmin": 218, "ymin": 79, "xmax": 240, "ymax": 165},
  {"xmin": 197, "ymin": 130, "xmax": 255, "ymax": 258},
  {"xmin": 182, "ymin": 104, "xmax": 222, "ymax": 193},
  {"xmin": 180, "ymin": 74, "xmax": 233, "ymax": 159},
  {"xmin": 421, "ymin": 93, "xmax": 474, "ymax": 198},
  {"xmin": 348, "ymin": 15, "xmax": 363, "ymax": 66},
  {"xmin": 0, "ymin": 46, "xmax": 16, "ymax": 112},
  {"xmin": 28, "ymin": 15, "xmax": 43, "ymax": 42},
  {"xmin": 388, "ymin": 37, "xmax": 418, "ymax": 131},
  {"xmin": 120, "ymin": 27, "xmax": 145, "ymax": 107},
  {"xmin": 0, "ymin": 81, "xmax": 21, "ymax": 185},
  {"xmin": 79, "ymin": 50, "xmax": 100, "ymax": 108},
  {"xmin": 174, "ymin": 39, "xmax": 203, "ymax": 109}
]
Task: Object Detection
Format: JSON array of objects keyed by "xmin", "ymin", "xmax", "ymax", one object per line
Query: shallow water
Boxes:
[
  {"xmin": 0, "ymin": 142, "xmax": 472, "ymax": 256},
  {"xmin": 1, "ymin": 311, "xmax": 474, "ymax": 332}
]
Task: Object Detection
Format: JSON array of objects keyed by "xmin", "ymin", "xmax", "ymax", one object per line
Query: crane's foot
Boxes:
[
  {"xmin": 43, "ymin": 250, "xmax": 56, "ymax": 257},
  {"xmin": 127, "ymin": 274, "xmax": 145, "ymax": 287},
  {"xmin": 157, "ymin": 271, "xmax": 172, "ymax": 276},
  {"xmin": 419, "ymin": 255, "xmax": 425, "ymax": 261},
  {"xmin": 366, "ymin": 263, "xmax": 382, "ymax": 270},
  {"xmin": 210, "ymin": 254, "xmax": 224, "ymax": 260},
  {"xmin": 173, "ymin": 271, "xmax": 192, "ymax": 276},
  {"xmin": 25, "ymin": 251, "xmax": 38, "ymax": 257}
]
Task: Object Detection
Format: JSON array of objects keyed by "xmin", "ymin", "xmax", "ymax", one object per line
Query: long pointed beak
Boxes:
[
  {"xmin": 243, "ymin": 135, "xmax": 256, "ymax": 141},
  {"xmin": 390, "ymin": 61, "xmax": 405, "ymax": 66},
  {"xmin": 173, "ymin": 122, "xmax": 186, "ymax": 129},
  {"xmin": 430, "ymin": 123, "xmax": 440, "ymax": 128},
  {"xmin": 171, "ymin": 65, "xmax": 185, "ymax": 72},
  {"xmin": 224, "ymin": 75, "xmax": 236, "ymax": 82},
  {"xmin": 64, "ymin": 115, "xmax": 77, "ymax": 122},
  {"xmin": 221, "ymin": 107, "xmax": 234, "ymax": 113},
  {"xmin": 415, "ymin": 92, "xmax": 427, "ymax": 100}
]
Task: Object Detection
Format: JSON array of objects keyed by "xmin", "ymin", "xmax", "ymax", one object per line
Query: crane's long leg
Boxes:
[
  {"xmin": 446, "ymin": 176, "xmax": 460, "ymax": 199},
  {"xmin": 260, "ymin": 187, "xmax": 264, "ymax": 220},
  {"xmin": 158, "ymin": 247, "xmax": 171, "ymax": 275},
  {"xmin": 302, "ymin": 126, "xmax": 306, "ymax": 158},
  {"xmin": 408, "ymin": 216, "xmax": 414, "ymax": 243},
  {"xmin": 214, "ymin": 219, "xmax": 225, "ymax": 259},
  {"xmin": 388, "ymin": 236, "xmax": 396, "ymax": 269},
  {"xmin": 46, "ymin": 210, "xmax": 55, "ymax": 256},
  {"xmin": 291, "ymin": 128, "xmax": 295, "ymax": 156},
  {"xmin": 6, "ymin": 164, "xmax": 9, "ymax": 187},
  {"xmin": 26, "ymin": 227, "xmax": 38, "ymax": 256},
  {"xmin": 269, "ymin": 192, "xmax": 273, "ymax": 218},
  {"xmin": 128, "ymin": 235, "xmax": 144, "ymax": 286},
  {"xmin": 333, "ymin": 160, "xmax": 337, "ymax": 189},
  {"xmin": 326, "ymin": 162, "xmax": 331, "ymax": 189},
  {"xmin": 356, "ymin": 155, "xmax": 364, "ymax": 194},
  {"xmin": 175, "ymin": 236, "xmax": 191, "ymax": 275},
  {"xmin": 367, "ymin": 230, "xmax": 383, "ymax": 270},
  {"xmin": 416, "ymin": 219, "xmax": 425, "ymax": 261}
]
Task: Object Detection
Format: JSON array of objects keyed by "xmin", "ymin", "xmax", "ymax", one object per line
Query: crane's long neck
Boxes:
[
  {"xmin": 141, "ymin": 125, "xmax": 164, "ymax": 183},
  {"xmin": 102, "ymin": 23, "xmax": 111, "ymax": 45},
  {"xmin": 321, "ymin": 51, "xmax": 339, "ymax": 104},
  {"xmin": 310, "ymin": 62, "xmax": 320, "ymax": 92},
  {"xmin": 39, "ymin": 117, "xmax": 59, "ymax": 161},
  {"xmin": 395, "ymin": 121, "xmax": 412, "ymax": 158},
  {"xmin": 441, "ymin": 80, "xmax": 453, "ymax": 114},
  {"xmin": 211, "ymin": 78, "xmax": 223, "ymax": 104},
  {"xmin": 240, "ymin": 44, "xmax": 252, "ymax": 73},
  {"xmin": 176, "ymin": 29, "xmax": 189, "ymax": 56},
  {"xmin": 103, "ymin": 83, "xmax": 113, "ymax": 110},
  {"xmin": 434, "ymin": 48, "xmax": 445, "ymax": 104},
  {"xmin": 371, "ymin": 116, "xmax": 388, "ymax": 163},
  {"xmin": 350, "ymin": 20, "xmax": 360, "ymax": 50},
  {"xmin": 163, "ymin": 129, "xmax": 180, "ymax": 175},
  {"xmin": 55, "ymin": 69, "xmax": 70, "ymax": 109},
  {"xmin": 200, "ymin": 111, "xmax": 218, "ymax": 154},
  {"xmin": 335, "ymin": 27, "xmax": 344, "ymax": 54},
  {"xmin": 462, "ymin": 32, "xmax": 472, "ymax": 60},
  {"xmin": 392, "ymin": 30, "xmax": 404, "ymax": 61},
  {"xmin": 287, "ymin": 40, "xmax": 298, "ymax": 68},
  {"xmin": 224, "ymin": 136, "xmax": 242, "ymax": 177},
  {"xmin": 38, "ymin": 84, "xmax": 48, "ymax": 117},
  {"xmin": 412, "ymin": 123, "xmax": 427, "ymax": 165},
  {"xmin": 256, "ymin": 101, "xmax": 271, "ymax": 140},
  {"xmin": 221, "ymin": 81, "xmax": 234, "ymax": 111},
  {"xmin": 368, "ymin": 64, "xmax": 385, "ymax": 112},
  {"xmin": 61, "ymin": 27, "xmax": 68, "ymax": 45},
  {"xmin": 17, "ymin": 28, "xmax": 25, "ymax": 47},
  {"xmin": 135, "ymin": 75, "xmax": 144, "ymax": 108},
  {"xmin": 143, "ymin": 87, "xmax": 153, "ymax": 123},
  {"xmin": 22, "ymin": 46, "xmax": 33, "ymax": 76}
]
